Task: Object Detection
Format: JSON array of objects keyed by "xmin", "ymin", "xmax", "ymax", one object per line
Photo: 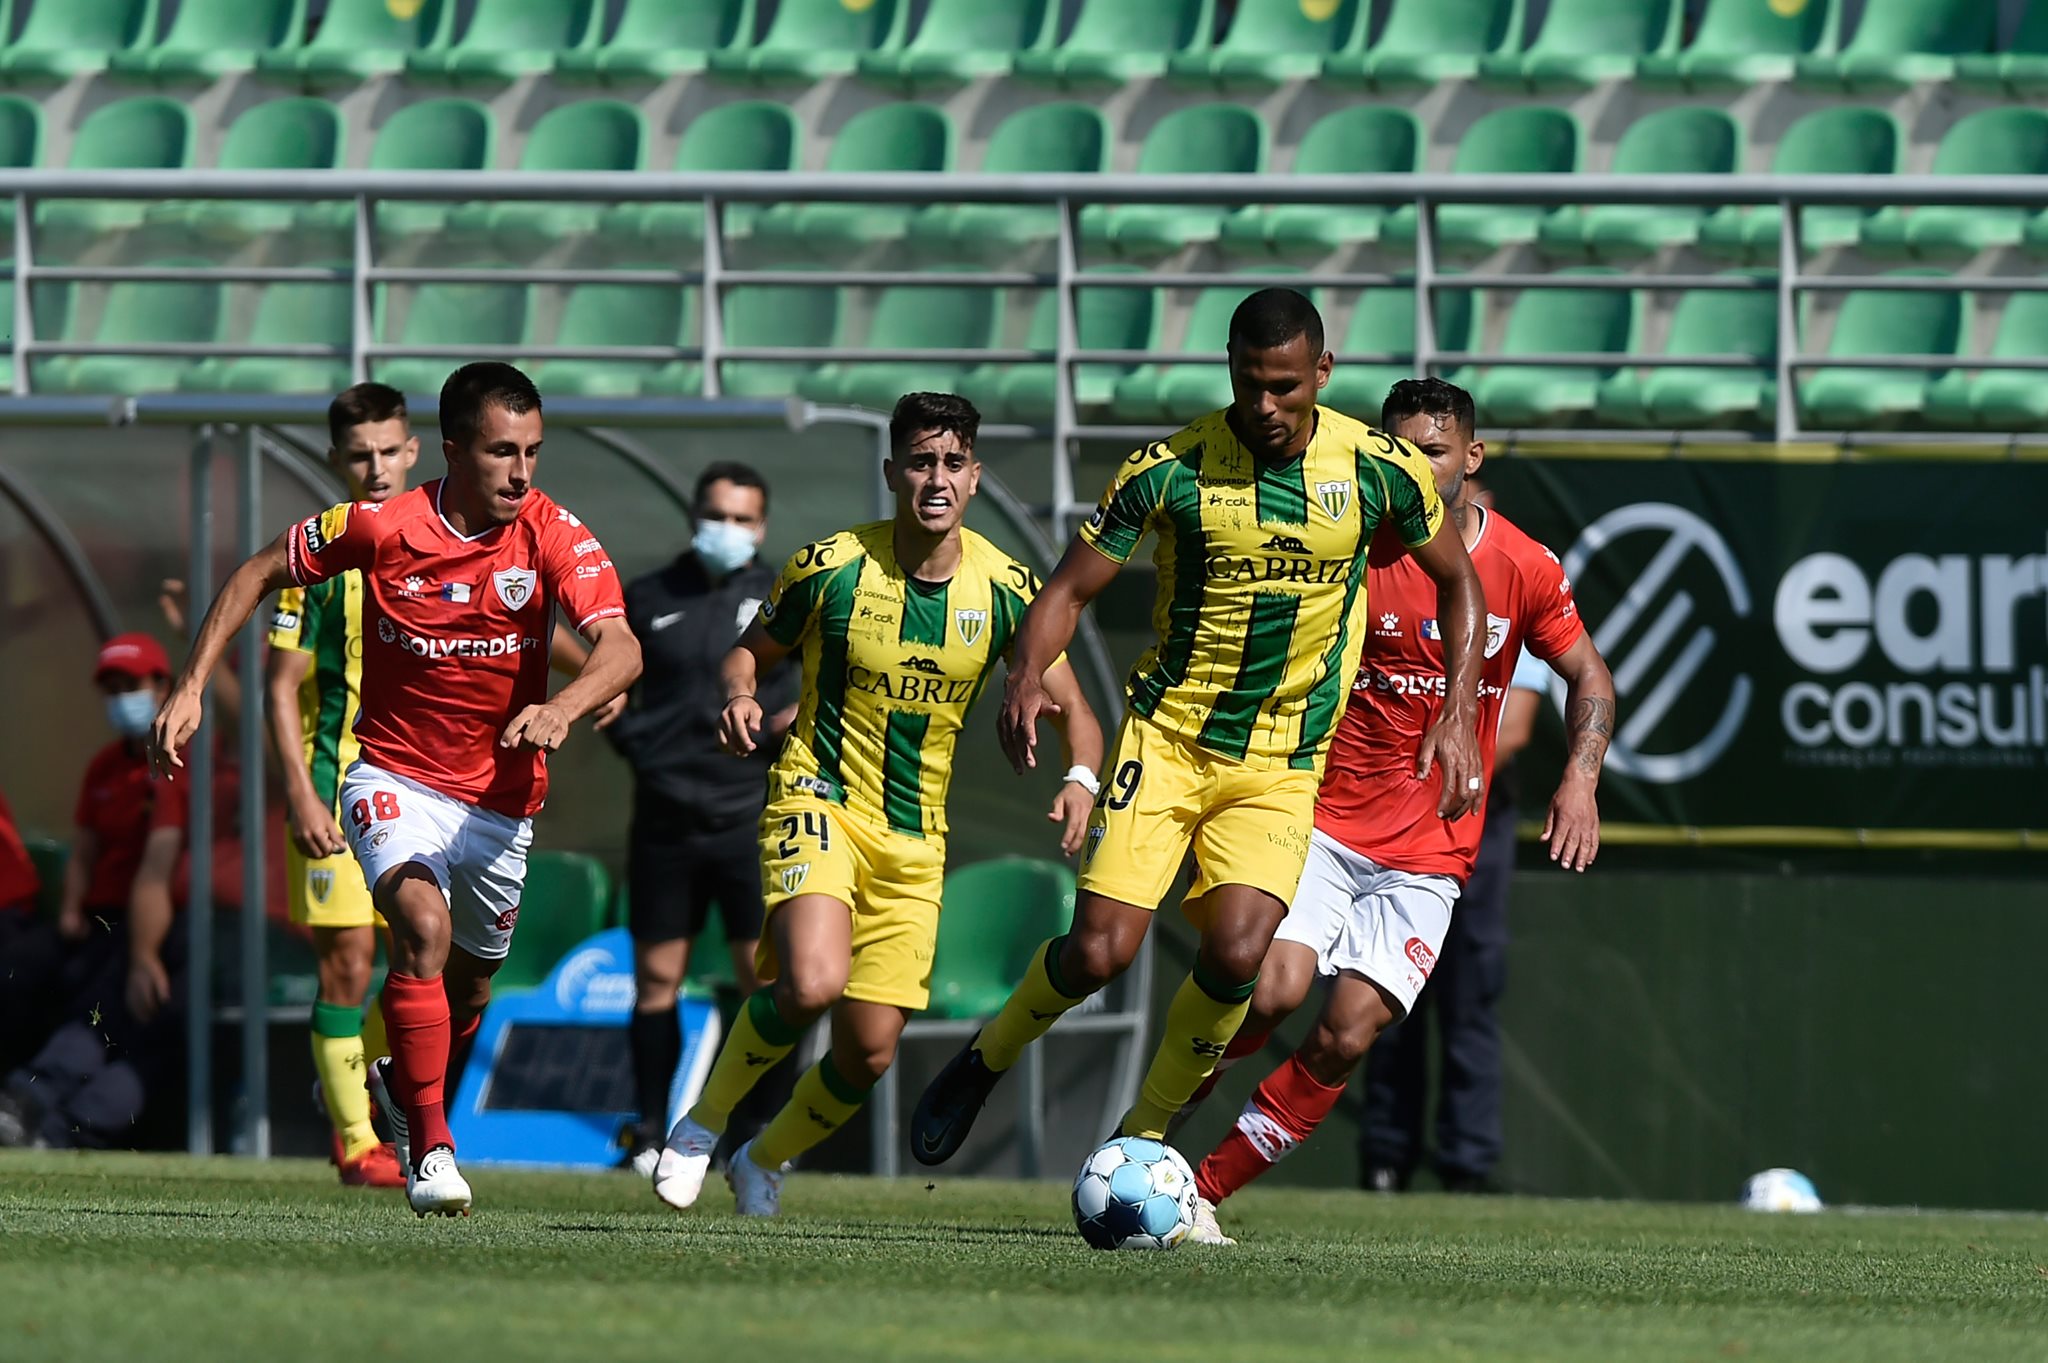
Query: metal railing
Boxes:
[{"xmin": 9, "ymin": 169, "xmax": 2046, "ymax": 535}]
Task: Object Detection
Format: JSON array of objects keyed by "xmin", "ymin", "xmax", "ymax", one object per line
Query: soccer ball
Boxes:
[
  {"xmin": 1741, "ymin": 1168, "xmax": 1823, "ymax": 1213},
  {"xmin": 1071, "ymin": 1136, "xmax": 1198, "ymax": 1250}
]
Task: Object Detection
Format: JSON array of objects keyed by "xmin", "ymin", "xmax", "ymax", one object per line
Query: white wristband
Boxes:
[{"xmin": 1062, "ymin": 765, "xmax": 1101, "ymax": 798}]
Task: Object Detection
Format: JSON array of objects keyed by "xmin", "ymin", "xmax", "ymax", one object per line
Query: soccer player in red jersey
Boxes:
[
  {"xmin": 1181, "ymin": 379, "xmax": 1616, "ymax": 1244},
  {"xmin": 150, "ymin": 363, "xmax": 642, "ymax": 1216}
]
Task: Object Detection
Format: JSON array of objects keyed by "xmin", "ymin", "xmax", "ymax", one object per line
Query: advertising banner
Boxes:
[{"xmin": 1482, "ymin": 458, "xmax": 2047, "ymax": 842}]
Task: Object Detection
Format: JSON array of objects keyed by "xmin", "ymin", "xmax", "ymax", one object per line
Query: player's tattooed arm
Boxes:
[{"xmin": 1542, "ymin": 632, "xmax": 1616, "ymax": 874}]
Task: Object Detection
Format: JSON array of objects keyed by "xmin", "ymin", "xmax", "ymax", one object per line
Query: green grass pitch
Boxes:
[{"xmin": 3, "ymin": 1151, "xmax": 2044, "ymax": 1362}]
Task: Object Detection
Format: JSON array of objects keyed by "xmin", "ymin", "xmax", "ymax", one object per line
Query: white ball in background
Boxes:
[{"xmin": 1741, "ymin": 1167, "xmax": 1824, "ymax": 1213}]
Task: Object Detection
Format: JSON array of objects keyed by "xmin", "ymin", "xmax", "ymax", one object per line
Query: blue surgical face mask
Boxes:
[
  {"xmin": 106, "ymin": 689, "xmax": 156, "ymax": 739},
  {"xmin": 693, "ymin": 518, "xmax": 758, "ymax": 576}
]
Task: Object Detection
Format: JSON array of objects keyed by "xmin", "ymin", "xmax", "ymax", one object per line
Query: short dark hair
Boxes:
[
  {"xmin": 1228, "ymin": 287, "xmax": 1324, "ymax": 357},
  {"xmin": 440, "ymin": 362, "xmax": 542, "ymax": 449},
  {"xmin": 889, "ymin": 391, "xmax": 980, "ymax": 457},
  {"xmin": 1380, "ymin": 377, "xmax": 1477, "ymax": 438},
  {"xmin": 694, "ymin": 460, "xmax": 770, "ymax": 515},
  {"xmin": 327, "ymin": 381, "xmax": 407, "ymax": 448}
]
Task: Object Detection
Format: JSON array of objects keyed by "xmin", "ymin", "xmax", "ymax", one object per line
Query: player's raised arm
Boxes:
[
  {"xmin": 1037, "ymin": 659, "xmax": 1105, "ymax": 856},
  {"xmin": 501, "ymin": 616, "xmax": 641, "ymax": 753},
  {"xmin": 1406, "ymin": 521, "xmax": 1487, "ymax": 821},
  {"xmin": 151, "ymin": 531, "xmax": 297, "ymax": 775},
  {"xmin": 717, "ymin": 618, "xmax": 795, "ymax": 756},
  {"xmin": 998, "ymin": 539, "xmax": 1120, "ymax": 774},
  {"xmin": 1539, "ymin": 632, "xmax": 1614, "ymax": 873}
]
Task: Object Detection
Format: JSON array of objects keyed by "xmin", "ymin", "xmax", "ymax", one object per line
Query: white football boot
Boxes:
[
  {"xmin": 365, "ymin": 1056, "xmax": 410, "ymax": 1179},
  {"xmin": 407, "ymin": 1146, "xmax": 472, "ymax": 1218},
  {"xmin": 651, "ymin": 1114, "xmax": 719, "ymax": 1210},
  {"xmin": 1188, "ymin": 1196, "xmax": 1237, "ymax": 1247},
  {"xmin": 726, "ymin": 1139, "xmax": 786, "ymax": 1218}
]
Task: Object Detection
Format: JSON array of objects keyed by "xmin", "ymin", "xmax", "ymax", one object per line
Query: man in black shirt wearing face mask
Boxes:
[{"xmin": 607, "ymin": 462, "xmax": 800, "ymax": 1173}]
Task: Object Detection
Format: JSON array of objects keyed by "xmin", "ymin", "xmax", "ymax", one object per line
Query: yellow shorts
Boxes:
[
  {"xmin": 756, "ymin": 790, "xmax": 946, "ymax": 1011},
  {"xmin": 1078, "ymin": 713, "xmax": 1319, "ymax": 913},
  {"xmin": 286, "ymin": 843, "xmax": 383, "ymax": 931}
]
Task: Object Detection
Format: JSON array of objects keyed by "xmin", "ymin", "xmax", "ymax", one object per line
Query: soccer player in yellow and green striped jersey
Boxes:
[
  {"xmin": 912, "ymin": 289, "xmax": 1491, "ymax": 1165},
  {"xmin": 652, "ymin": 392, "xmax": 1104, "ymax": 1217},
  {"xmin": 267, "ymin": 383, "xmax": 418, "ymax": 1188}
]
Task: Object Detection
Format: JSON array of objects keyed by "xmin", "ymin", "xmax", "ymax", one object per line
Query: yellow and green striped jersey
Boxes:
[
  {"xmin": 1080, "ymin": 405, "xmax": 1444, "ymax": 772},
  {"xmin": 268, "ymin": 575, "xmax": 366, "ymax": 818},
  {"xmin": 759, "ymin": 522, "xmax": 1042, "ymax": 840}
]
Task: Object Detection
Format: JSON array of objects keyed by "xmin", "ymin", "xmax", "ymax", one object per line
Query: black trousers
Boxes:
[{"xmin": 1359, "ymin": 803, "xmax": 1513, "ymax": 1181}]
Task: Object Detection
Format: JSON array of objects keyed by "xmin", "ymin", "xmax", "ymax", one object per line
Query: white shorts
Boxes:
[
  {"xmin": 1270, "ymin": 828, "xmax": 1461, "ymax": 1020},
  {"xmin": 339, "ymin": 760, "xmax": 535, "ymax": 961}
]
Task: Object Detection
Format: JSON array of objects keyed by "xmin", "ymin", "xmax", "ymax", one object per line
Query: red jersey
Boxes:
[
  {"xmin": 1317, "ymin": 507, "xmax": 1583, "ymax": 882},
  {"xmin": 286, "ymin": 479, "xmax": 626, "ymax": 817},
  {"xmin": 0, "ymin": 789, "xmax": 39, "ymax": 914},
  {"xmin": 73, "ymin": 739, "xmax": 157, "ymax": 911}
]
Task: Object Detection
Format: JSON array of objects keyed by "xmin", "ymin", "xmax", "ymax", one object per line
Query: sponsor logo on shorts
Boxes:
[
  {"xmin": 790, "ymin": 774, "xmax": 836, "ymax": 800},
  {"xmin": 308, "ymin": 869, "xmax": 333, "ymax": 904},
  {"xmin": 1083, "ymin": 823, "xmax": 1106, "ymax": 867},
  {"xmin": 495, "ymin": 907, "xmax": 521, "ymax": 933},
  {"xmin": 369, "ymin": 829, "xmax": 390, "ymax": 848},
  {"xmin": 271, "ymin": 609, "xmax": 300, "ymax": 633},
  {"xmin": 781, "ymin": 863, "xmax": 810, "ymax": 894},
  {"xmin": 1405, "ymin": 937, "xmax": 1437, "ymax": 977}
]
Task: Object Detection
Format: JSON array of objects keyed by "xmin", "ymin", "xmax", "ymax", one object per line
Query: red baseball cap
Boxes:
[{"xmin": 94, "ymin": 632, "xmax": 171, "ymax": 683}]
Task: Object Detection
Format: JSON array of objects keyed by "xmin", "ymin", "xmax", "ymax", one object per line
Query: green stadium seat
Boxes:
[
  {"xmin": 0, "ymin": 97, "xmax": 41, "ymax": 244},
  {"xmin": 1112, "ymin": 283, "xmax": 1270, "ymax": 422},
  {"xmin": 751, "ymin": 103, "xmax": 951, "ymax": 256},
  {"xmin": 406, "ymin": 0, "xmax": 600, "ymax": 80},
  {"xmin": 1319, "ymin": 286, "xmax": 1478, "ymax": 416},
  {"xmin": 24, "ymin": 838, "xmax": 66, "ymax": 921},
  {"xmin": 493, "ymin": 852, "xmax": 611, "ymax": 992},
  {"xmin": 257, "ymin": 0, "xmax": 452, "ymax": 83},
  {"xmin": 35, "ymin": 261, "xmax": 222, "ymax": 394},
  {"xmin": 1794, "ymin": 0, "xmax": 1992, "ymax": 92},
  {"xmin": 555, "ymin": 0, "xmax": 755, "ymax": 80},
  {"xmin": 1169, "ymin": 0, "xmax": 1366, "ymax": 86},
  {"xmin": 609, "ymin": 101, "xmax": 797, "ymax": 250},
  {"xmin": 353, "ymin": 98, "xmax": 496, "ymax": 240},
  {"xmin": 799, "ymin": 276, "xmax": 998, "ymax": 408},
  {"xmin": 0, "ymin": 0, "xmax": 156, "ymax": 80},
  {"xmin": 1539, "ymin": 107, "xmax": 1741, "ymax": 260},
  {"xmin": 682, "ymin": 901, "xmax": 740, "ymax": 993},
  {"xmin": 446, "ymin": 99, "xmax": 644, "ymax": 247},
  {"xmin": 181, "ymin": 274, "xmax": 353, "ymax": 395},
  {"xmin": 859, "ymin": 0, "xmax": 1056, "ymax": 86},
  {"xmin": 1699, "ymin": 108, "xmax": 1899, "ymax": 263},
  {"xmin": 908, "ymin": 103, "xmax": 1107, "ymax": 258},
  {"xmin": 1924, "ymin": 293, "xmax": 2048, "ymax": 430},
  {"xmin": 1084, "ymin": 104, "xmax": 1265, "ymax": 257},
  {"xmin": 1597, "ymin": 281, "xmax": 1775, "ymax": 429},
  {"xmin": 1322, "ymin": 0, "xmax": 1523, "ymax": 87},
  {"xmin": 1479, "ymin": 0, "xmax": 1680, "ymax": 90},
  {"xmin": 708, "ymin": 0, "xmax": 906, "ymax": 80},
  {"xmin": 531, "ymin": 279, "xmax": 694, "ymax": 398},
  {"xmin": 159, "ymin": 98, "xmax": 343, "ymax": 241},
  {"xmin": 1956, "ymin": 0, "xmax": 2048, "ymax": 95},
  {"xmin": 1861, "ymin": 110, "xmax": 2048, "ymax": 259},
  {"xmin": 1637, "ymin": 0, "xmax": 1838, "ymax": 88},
  {"xmin": 926, "ymin": 858, "xmax": 1075, "ymax": 1020},
  {"xmin": 1013, "ymin": 0, "xmax": 1216, "ymax": 85},
  {"xmin": 964, "ymin": 276, "xmax": 1158, "ymax": 422},
  {"xmin": 1798, "ymin": 274, "xmax": 1966, "ymax": 430},
  {"xmin": 1222, "ymin": 106, "xmax": 1419, "ymax": 258},
  {"xmin": 659, "ymin": 278, "xmax": 840, "ymax": 399},
  {"xmin": 372, "ymin": 281, "xmax": 529, "ymax": 398},
  {"xmin": 110, "ymin": 0, "xmax": 304, "ymax": 80},
  {"xmin": 1472, "ymin": 273, "xmax": 1639, "ymax": 427},
  {"xmin": 38, "ymin": 97, "xmax": 191, "ymax": 239},
  {"xmin": 1382, "ymin": 106, "xmax": 1580, "ymax": 256}
]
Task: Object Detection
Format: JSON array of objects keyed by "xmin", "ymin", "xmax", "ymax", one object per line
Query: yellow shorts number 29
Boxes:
[
  {"xmin": 1078, "ymin": 713, "xmax": 1319, "ymax": 914},
  {"xmin": 756, "ymin": 790, "xmax": 946, "ymax": 1011}
]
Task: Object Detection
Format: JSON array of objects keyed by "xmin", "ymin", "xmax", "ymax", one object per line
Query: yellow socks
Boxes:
[
  {"xmin": 360, "ymin": 988, "xmax": 389, "ymax": 1065},
  {"xmin": 311, "ymin": 999, "xmax": 377, "ymax": 1160},
  {"xmin": 749, "ymin": 1055, "xmax": 872, "ymax": 1170},
  {"xmin": 1121, "ymin": 962, "xmax": 1257, "ymax": 1140},
  {"xmin": 688, "ymin": 991, "xmax": 803, "ymax": 1135},
  {"xmin": 974, "ymin": 936, "xmax": 1087, "ymax": 1072}
]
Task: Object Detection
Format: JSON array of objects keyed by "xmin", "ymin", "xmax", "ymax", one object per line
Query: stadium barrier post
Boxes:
[
  {"xmin": 237, "ymin": 425, "xmax": 270, "ymax": 1158},
  {"xmin": 1051, "ymin": 196, "xmax": 1080, "ymax": 542},
  {"xmin": 350, "ymin": 195, "xmax": 371, "ymax": 384},
  {"xmin": 1415, "ymin": 195, "xmax": 1438, "ymax": 379},
  {"xmin": 185, "ymin": 428, "xmax": 217, "ymax": 1156},
  {"xmin": 1776, "ymin": 199, "xmax": 1800, "ymax": 442},
  {"xmin": 701, "ymin": 196, "xmax": 724, "ymax": 398},
  {"xmin": 10, "ymin": 192, "xmax": 26, "ymax": 395}
]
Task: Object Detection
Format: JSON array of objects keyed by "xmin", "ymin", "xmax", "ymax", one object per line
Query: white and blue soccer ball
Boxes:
[
  {"xmin": 1741, "ymin": 1167, "xmax": 1823, "ymax": 1213},
  {"xmin": 1071, "ymin": 1135, "xmax": 1199, "ymax": 1250}
]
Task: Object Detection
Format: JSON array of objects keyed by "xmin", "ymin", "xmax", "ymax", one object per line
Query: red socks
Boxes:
[
  {"xmin": 1194, "ymin": 1054, "xmax": 1345, "ymax": 1205},
  {"xmin": 380, "ymin": 972, "xmax": 455, "ymax": 1157}
]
